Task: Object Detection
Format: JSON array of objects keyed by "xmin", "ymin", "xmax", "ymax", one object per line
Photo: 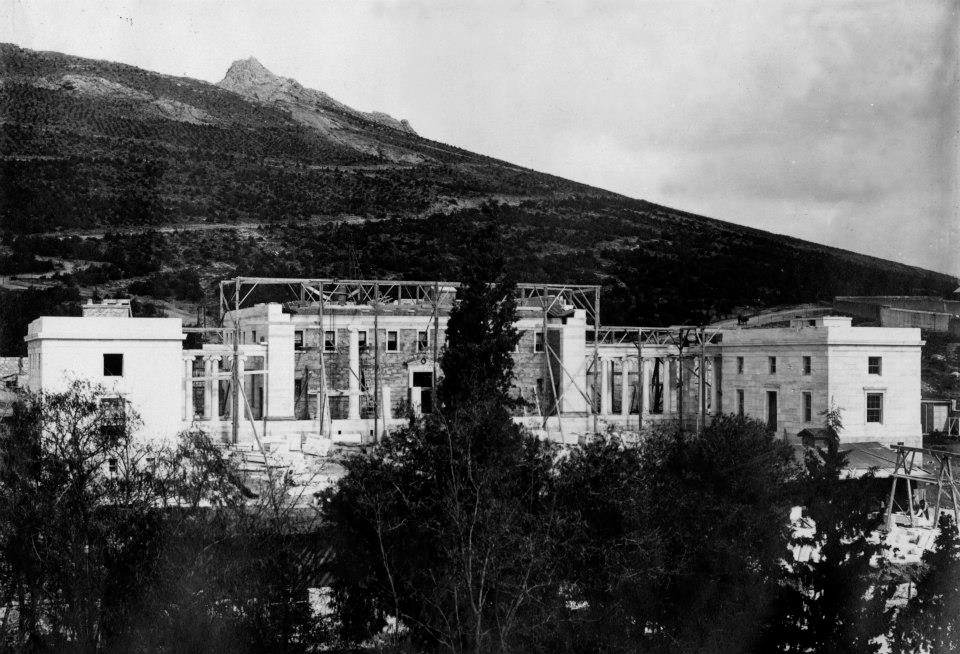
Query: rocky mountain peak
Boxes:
[
  {"xmin": 218, "ymin": 57, "xmax": 284, "ymax": 99},
  {"xmin": 216, "ymin": 56, "xmax": 416, "ymax": 136}
]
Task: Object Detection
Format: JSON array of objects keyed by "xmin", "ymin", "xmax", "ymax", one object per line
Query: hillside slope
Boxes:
[{"xmin": 0, "ymin": 43, "xmax": 955, "ymax": 355}]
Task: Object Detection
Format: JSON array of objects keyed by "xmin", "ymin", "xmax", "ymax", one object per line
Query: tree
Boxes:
[
  {"xmin": 324, "ymin": 271, "xmax": 567, "ymax": 652},
  {"xmin": 0, "ymin": 381, "xmax": 159, "ymax": 651},
  {"xmin": 889, "ymin": 516, "xmax": 960, "ymax": 654},
  {"xmin": 0, "ymin": 383, "xmax": 329, "ymax": 653},
  {"xmin": 553, "ymin": 415, "xmax": 797, "ymax": 653},
  {"xmin": 760, "ymin": 406, "xmax": 893, "ymax": 653}
]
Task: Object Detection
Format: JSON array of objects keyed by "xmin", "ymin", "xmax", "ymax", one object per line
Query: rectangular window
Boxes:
[
  {"xmin": 768, "ymin": 357, "xmax": 777, "ymax": 374},
  {"xmin": 802, "ymin": 356, "xmax": 811, "ymax": 375},
  {"xmin": 736, "ymin": 389, "xmax": 745, "ymax": 417},
  {"xmin": 108, "ymin": 458, "xmax": 118, "ymax": 476},
  {"xmin": 358, "ymin": 331, "xmax": 367, "ymax": 349},
  {"xmin": 324, "ymin": 330, "xmax": 336, "ymax": 352},
  {"xmin": 417, "ymin": 331, "xmax": 429, "ymax": 352},
  {"xmin": 100, "ymin": 397, "xmax": 125, "ymax": 438},
  {"xmin": 103, "ymin": 353, "xmax": 124, "ymax": 377},
  {"xmin": 802, "ymin": 392, "xmax": 812, "ymax": 422},
  {"xmin": 736, "ymin": 356, "xmax": 744, "ymax": 374},
  {"xmin": 868, "ymin": 357, "xmax": 882, "ymax": 375},
  {"xmin": 866, "ymin": 393, "xmax": 884, "ymax": 423},
  {"xmin": 534, "ymin": 332, "xmax": 545, "ymax": 353},
  {"xmin": 387, "ymin": 331, "xmax": 398, "ymax": 352},
  {"xmin": 251, "ymin": 330, "xmax": 257, "ymax": 344},
  {"xmin": 294, "ymin": 330, "xmax": 304, "ymax": 350},
  {"xmin": 515, "ymin": 331, "xmax": 524, "ymax": 353}
]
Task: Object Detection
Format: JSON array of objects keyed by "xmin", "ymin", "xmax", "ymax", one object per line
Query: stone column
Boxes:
[
  {"xmin": 348, "ymin": 329, "xmax": 361, "ymax": 420},
  {"xmin": 662, "ymin": 357, "xmax": 672, "ymax": 415},
  {"xmin": 620, "ymin": 356, "xmax": 630, "ymax": 416},
  {"xmin": 599, "ymin": 358, "xmax": 611, "ymax": 415},
  {"xmin": 183, "ymin": 358, "xmax": 194, "ymax": 421},
  {"xmin": 641, "ymin": 357, "xmax": 651, "ymax": 416},
  {"xmin": 236, "ymin": 356, "xmax": 246, "ymax": 423},
  {"xmin": 381, "ymin": 386, "xmax": 392, "ymax": 422},
  {"xmin": 203, "ymin": 357, "xmax": 214, "ymax": 420},
  {"xmin": 711, "ymin": 357, "xmax": 721, "ymax": 415},
  {"xmin": 210, "ymin": 356, "xmax": 220, "ymax": 420}
]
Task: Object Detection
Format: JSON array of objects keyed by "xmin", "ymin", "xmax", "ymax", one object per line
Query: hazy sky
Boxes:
[{"xmin": 2, "ymin": 0, "xmax": 958, "ymax": 275}]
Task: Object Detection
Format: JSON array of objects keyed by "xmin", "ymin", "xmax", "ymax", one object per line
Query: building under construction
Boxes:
[{"xmin": 23, "ymin": 277, "xmax": 924, "ymax": 450}]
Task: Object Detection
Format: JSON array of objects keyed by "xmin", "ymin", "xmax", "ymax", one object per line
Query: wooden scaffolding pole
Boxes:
[
  {"xmin": 373, "ymin": 282, "xmax": 380, "ymax": 443},
  {"xmin": 593, "ymin": 286, "xmax": 600, "ymax": 436},
  {"xmin": 317, "ymin": 282, "xmax": 328, "ymax": 437},
  {"xmin": 231, "ymin": 278, "xmax": 240, "ymax": 445},
  {"xmin": 432, "ymin": 281, "xmax": 439, "ymax": 408}
]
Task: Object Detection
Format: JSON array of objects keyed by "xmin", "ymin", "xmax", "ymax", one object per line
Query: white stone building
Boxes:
[
  {"xmin": 24, "ymin": 299, "xmax": 186, "ymax": 442},
  {"xmin": 719, "ymin": 316, "xmax": 923, "ymax": 447},
  {"xmin": 21, "ymin": 296, "xmax": 923, "ymax": 450}
]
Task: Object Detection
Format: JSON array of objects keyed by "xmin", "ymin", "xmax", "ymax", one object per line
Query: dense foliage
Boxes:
[
  {"xmin": 323, "ymin": 274, "xmax": 802, "ymax": 652},
  {"xmin": 760, "ymin": 411, "xmax": 893, "ymax": 653},
  {"xmin": 2, "ymin": 280, "xmax": 958, "ymax": 652},
  {"xmin": 0, "ymin": 382, "xmax": 328, "ymax": 653}
]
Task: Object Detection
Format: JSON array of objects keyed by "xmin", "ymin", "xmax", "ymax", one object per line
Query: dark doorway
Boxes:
[
  {"xmin": 412, "ymin": 371, "xmax": 434, "ymax": 414},
  {"xmin": 766, "ymin": 391, "xmax": 778, "ymax": 431}
]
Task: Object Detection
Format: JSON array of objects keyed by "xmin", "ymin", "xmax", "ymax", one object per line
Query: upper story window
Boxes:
[
  {"xmin": 768, "ymin": 356, "xmax": 777, "ymax": 374},
  {"xmin": 868, "ymin": 357, "xmax": 882, "ymax": 375},
  {"xmin": 802, "ymin": 391, "xmax": 812, "ymax": 422},
  {"xmin": 534, "ymin": 332, "xmax": 545, "ymax": 353},
  {"xmin": 866, "ymin": 392, "xmax": 883, "ymax": 423},
  {"xmin": 736, "ymin": 357, "xmax": 744, "ymax": 374},
  {"xmin": 736, "ymin": 389, "xmax": 745, "ymax": 417},
  {"xmin": 294, "ymin": 330, "xmax": 304, "ymax": 350},
  {"xmin": 417, "ymin": 330, "xmax": 429, "ymax": 352},
  {"xmin": 387, "ymin": 331, "xmax": 399, "ymax": 352},
  {"xmin": 324, "ymin": 330, "xmax": 336, "ymax": 352},
  {"xmin": 802, "ymin": 356, "xmax": 812, "ymax": 375},
  {"xmin": 103, "ymin": 353, "xmax": 124, "ymax": 377}
]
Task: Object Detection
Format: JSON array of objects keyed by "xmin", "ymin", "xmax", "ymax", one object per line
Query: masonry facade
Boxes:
[{"xmin": 21, "ymin": 293, "xmax": 924, "ymax": 449}]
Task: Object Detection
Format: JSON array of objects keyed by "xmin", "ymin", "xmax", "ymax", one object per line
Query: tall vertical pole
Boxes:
[
  {"xmin": 593, "ymin": 287, "xmax": 600, "ymax": 436},
  {"xmin": 318, "ymin": 283, "xmax": 328, "ymax": 437},
  {"xmin": 637, "ymin": 329, "xmax": 643, "ymax": 433},
  {"xmin": 699, "ymin": 326, "xmax": 707, "ymax": 432},
  {"xmin": 432, "ymin": 281, "xmax": 439, "ymax": 404},
  {"xmin": 676, "ymin": 330, "xmax": 684, "ymax": 434},
  {"xmin": 373, "ymin": 282, "xmax": 380, "ymax": 443},
  {"xmin": 541, "ymin": 288, "xmax": 551, "ymax": 433},
  {"xmin": 231, "ymin": 278, "xmax": 240, "ymax": 445}
]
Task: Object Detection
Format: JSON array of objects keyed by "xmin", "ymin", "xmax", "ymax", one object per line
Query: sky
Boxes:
[{"xmin": 2, "ymin": 0, "xmax": 958, "ymax": 276}]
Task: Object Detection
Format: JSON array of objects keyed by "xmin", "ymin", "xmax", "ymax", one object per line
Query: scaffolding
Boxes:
[
  {"xmin": 217, "ymin": 277, "xmax": 603, "ymax": 446},
  {"xmin": 886, "ymin": 444, "xmax": 960, "ymax": 529},
  {"xmin": 588, "ymin": 325, "xmax": 723, "ymax": 432}
]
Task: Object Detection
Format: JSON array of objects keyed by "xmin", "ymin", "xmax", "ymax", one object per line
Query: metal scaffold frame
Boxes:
[
  {"xmin": 886, "ymin": 444, "xmax": 960, "ymax": 529},
  {"xmin": 210, "ymin": 276, "xmax": 736, "ymax": 445},
  {"xmin": 588, "ymin": 325, "xmax": 723, "ymax": 432},
  {"xmin": 216, "ymin": 277, "xmax": 602, "ymax": 445}
]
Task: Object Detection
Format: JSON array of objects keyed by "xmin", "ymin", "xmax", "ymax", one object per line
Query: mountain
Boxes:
[
  {"xmin": 0, "ymin": 43, "xmax": 955, "ymax": 355},
  {"xmin": 219, "ymin": 57, "xmax": 416, "ymax": 135},
  {"xmin": 216, "ymin": 57, "xmax": 420, "ymax": 163}
]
